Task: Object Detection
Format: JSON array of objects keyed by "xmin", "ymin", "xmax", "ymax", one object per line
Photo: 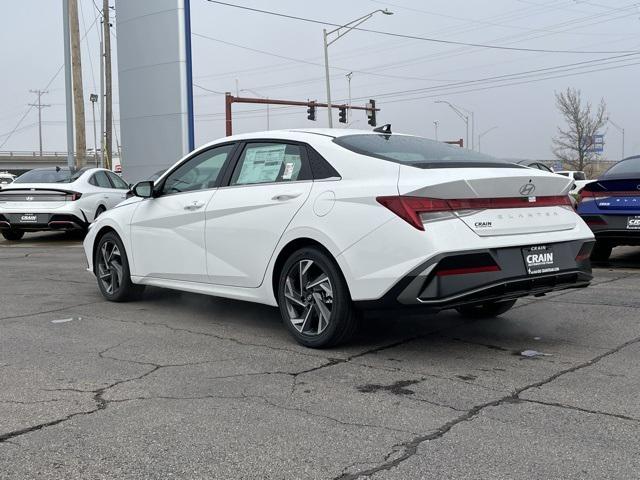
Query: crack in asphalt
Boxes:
[
  {"xmin": 333, "ymin": 333, "xmax": 640, "ymax": 480},
  {"xmin": 0, "ymin": 324, "xmax": 462, "ymax": 444},
  {"xmin": 0, "ymin": 363, "xmax": 158, "ymax": 444},
  {"xmin": 0, "ymin": 399, "xmax": 66, "ymax": 405},
  {"xmin": 520, "ymin": 398, "xmax": 639, "ymax": 423},
  {"xmin": 0, "ymin": 301, "xmax": 103, "ymax": 323}
]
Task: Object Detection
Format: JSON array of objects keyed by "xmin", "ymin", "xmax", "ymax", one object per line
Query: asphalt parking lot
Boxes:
[{"xmin": 1, "ymin": 233, "xmax": 639, "ymax": 479}]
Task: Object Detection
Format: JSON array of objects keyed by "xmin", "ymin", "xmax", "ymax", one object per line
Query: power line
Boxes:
[
  {"xmin": 205, "ymin": 0, "xmax": 639, "ymax": 54},
  {"xmin": 370, "ymin": 0, "xmax": 638, "ymax": 37},
  {"xmin": 192, "ymin": 32, "xmax": 463, "ymax": 84},
  {"xmin": 350, "ymin": 53, "xmax": 640, "ymax": 102},
  {"xmin": 0, "ymin": 11, "xmax": 101, "ymax": 150},
  {"xmin": 362, "ymin": 59, "xmax": 640, "ymax": 105}
]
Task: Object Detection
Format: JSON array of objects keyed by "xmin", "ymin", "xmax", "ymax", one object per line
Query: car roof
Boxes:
[{"xmin": 203, "ymin": 128, "xmax": 387, "ymax": 145}]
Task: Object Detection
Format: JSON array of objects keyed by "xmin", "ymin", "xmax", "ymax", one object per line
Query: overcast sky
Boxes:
[{"xmin": 1, "ymin": 0, "xmax": 639, "ymax": 161}]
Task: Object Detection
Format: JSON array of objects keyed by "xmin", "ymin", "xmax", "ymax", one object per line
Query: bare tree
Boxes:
[{"xmin": 552, "ymin": 87, "xmax": 607, "ymax": 175}]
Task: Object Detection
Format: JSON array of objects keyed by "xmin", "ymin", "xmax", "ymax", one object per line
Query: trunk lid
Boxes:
[
  {"xmin": 581, "ymin": 179, "xmax": 640, "ymax": 212},
  {"xmin": 397, "ymin": 166, "xmax": 576, "ymax": 236},
  {"xmin": 0, "ymin": 184, "xmax": 76, "ymax": 210}
]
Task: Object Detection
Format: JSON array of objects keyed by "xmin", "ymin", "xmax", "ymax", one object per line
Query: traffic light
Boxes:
[
  {"xmin": 338, "ymin": 106, "xmax": 347, "ymax": 124},
  {"xmin": 367, "ymin": 99, "xmax": 376, "ymax": 126},
  {"xmin": 307, "ymin": 103, "xmax": 316, "ymax": 121}
]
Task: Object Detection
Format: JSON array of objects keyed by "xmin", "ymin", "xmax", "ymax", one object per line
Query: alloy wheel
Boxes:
[
  {"xmin": 283, "ymin": 259, "xmax": 333, "ymax": 336},
  {"xmin": 97, "ymin": 241, "xmax": 123, "ymax": 295}
]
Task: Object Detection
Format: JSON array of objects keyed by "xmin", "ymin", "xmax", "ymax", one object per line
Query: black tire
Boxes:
[
  {"xmin": 277, "ymin": 246, "xmax": 358, "ymax": 348},
  {"xmin": 2, "ymin": 229, "xmax": 24, "ymax": 241},
  {"xmin": 94, "ymin": 231, "xmax": 144, "ymax": 302},
  {"xmin": 590, "ymin": 241, "xmax": 612, "ymax": 262},
  {"xmin": 95, "ymin": 205, "xmax": 106, "ymax": 219},
  {"xmin": 455, "ymin": 299, "xmax": 517, "ymax": 318}
]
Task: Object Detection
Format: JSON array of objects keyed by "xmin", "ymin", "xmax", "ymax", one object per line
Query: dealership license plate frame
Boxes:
[
  {"xmin": 626, "ymin": 216, "xmax": 640, "ymax": 230},
  {"xmin": 522, "ymin": 245, "xmax": 560, "ymax": 275}
]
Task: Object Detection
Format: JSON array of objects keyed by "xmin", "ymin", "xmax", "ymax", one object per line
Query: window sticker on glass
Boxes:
[
  {"xmin": 236, "ymin": 144, "xmax": 287, "ymax": 184},
  {"xmin": 282, "ymin": 162, "xmax": 294, "ymax": 180}
]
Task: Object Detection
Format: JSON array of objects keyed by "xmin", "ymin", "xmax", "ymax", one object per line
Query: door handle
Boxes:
[
  {"xmin": 272, "ymin": 192, "xmax": 302, "ymax": 201},
  {"xmin": 184, "ymin": 200, "xmax": 205, "ymax": 211}
]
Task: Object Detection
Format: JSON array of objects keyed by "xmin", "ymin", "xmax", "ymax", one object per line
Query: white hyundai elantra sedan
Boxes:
[
  {"xmin": 0, "ymin": 167, "xmax": 130, "ymax": 241},
  {"xmin": 84, "ymin": 128, "xmax": 594, "ymax": 347}
]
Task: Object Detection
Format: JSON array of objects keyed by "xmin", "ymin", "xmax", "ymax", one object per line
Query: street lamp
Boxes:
[
  {"xmin": 608, "ymin": 119, "xmax": 625, "ymax": 160},
  {"xmin": 345, "ymin": 72, "xmax": 353, "ymax": 124},
  {"xmin": 435, "ymin": 100, "xmax": 475, "ymax": 150},
  {"xmin": 89, "ymin": 93, "xmax": 99, "ymax": 167},
  {"xmin": 323, "ymin": 9, "xmax": 393, "ymax": 127},
  {"xmin": 240, "ymin": 88, "xmax": 270, "ymax": 130},
  {"xmin": 478, "ymin": 126, "xmax": 498, "ymax": 153}
]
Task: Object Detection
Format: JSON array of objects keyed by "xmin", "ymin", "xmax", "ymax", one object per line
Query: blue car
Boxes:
[{"xmin": 577, "ymin": 155, "xmax": 640, "ymax": 260}]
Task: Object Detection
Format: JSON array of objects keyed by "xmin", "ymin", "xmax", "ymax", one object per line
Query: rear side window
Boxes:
[
  {"xmin": 230, "ymin": 143, "xmax": 311, "ymax": 186},
  {"xmin": 92, "ymin": 171, "xmax": 112, "ymax": 188},
  {"xmin": 106, "ymin": 171, "xmax": 129, "ymax": 189},
  {"xmin": 334, "ymin": 134, "xmax": 517, "ymax": 169},
  {"xmin": 574, "ymin": 171, "xmax": 586, "ymax": 181}
]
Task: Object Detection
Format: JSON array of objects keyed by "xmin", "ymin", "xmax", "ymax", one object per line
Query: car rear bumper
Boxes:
[
  {"xmin": 580, "ymin": 213, "xmax": 640, "ymax": 245},
  {"xmin": 0, "ymin": 212, "xmax": 88, "ymax": 232},
  {"xmin": 355, "ymin": 239, "xmax": 593, "ymax": 312}
]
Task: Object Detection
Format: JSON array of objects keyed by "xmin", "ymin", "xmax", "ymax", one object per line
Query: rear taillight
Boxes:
[
  {"xmin": 436, "ymin": 265, "xmax": 501, "ymax": 277},
  {"xmin": 376, "ymin": 195, "xmax": 573, "ymax": 231},
  {"xmin": 376, "ymin": 196, "xmax": 449, "ymax": 230},
  {"xmin": 434, "ymin": 252, "xmax": 501, "ymax": 277},
  {"xmin": 580, "ymin": 189, "xmax": 640, "ymax": 202},
  {"xmin": 65, "ymin": 192, "xmax": 82, "ymax": 201},
  {"xmin": 575, "ymin": 243, "xmax": 594, "ymax": 262}
]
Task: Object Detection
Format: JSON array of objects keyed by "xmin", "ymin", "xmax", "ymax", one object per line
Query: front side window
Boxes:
[
  {"xmin": 230, "ymin": 143, "xmax": 309, "ymax": 186},
  {"xmin": 162, "ymin": 144, "xmax": 235, "ymax": 195},
  {"xmin": 334, "ymin": 134, "xmax": 516, "ymax": 169}
]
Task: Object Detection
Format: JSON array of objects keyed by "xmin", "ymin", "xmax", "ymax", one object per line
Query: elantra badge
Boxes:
[{"xmin": 519, "ymin": 183, "xmax": 536, "ymax": 196}]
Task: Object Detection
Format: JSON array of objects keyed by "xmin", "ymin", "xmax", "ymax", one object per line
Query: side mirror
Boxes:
[{"xmin": 132, "ymin": 181, "xmax": 154, "ymax": 198}]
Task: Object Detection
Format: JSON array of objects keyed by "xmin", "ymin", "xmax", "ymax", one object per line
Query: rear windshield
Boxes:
[
  {"xmin": 333, "ymin": 134, "xmax": 517, "ymax": 169},
  {"xmin": 574, "ymin": 171, "xmax": 586, "ymax": 180},
  {"xmin": 601, "ymin": 157, "xmax": 640, "ymax": 179},
  {"xmin": 14, "ymin": 168, "xmax": 85, "ymax": 184}
]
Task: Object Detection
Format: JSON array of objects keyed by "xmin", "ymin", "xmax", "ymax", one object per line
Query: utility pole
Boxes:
[
  {"xmin": 433, "ymin": 120, "xmax": 439, "ymax": 141},
  {"xmin": 62, "ymin": 0, "xmax": 74, "ymax": 169},
  {"xmin": 99, "ymin": 4, "xmax": 104, "ymax": 167},
  {"xmin": 28, "ymin": 89, "xmax": 51, "ymax": 156},
  {"xmin": 103, "ymin": 0, "xmax": 113, "ymax": 170},
  {"xmin": 69, "ymin": 0, "xmax": 86, "ymax": 168}
]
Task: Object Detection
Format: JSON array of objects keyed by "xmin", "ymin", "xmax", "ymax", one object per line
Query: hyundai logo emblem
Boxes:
[
  {"xmin": 519, "ymin": 183, "xmax": 536, "ymax": 196},
  {"xmin": 636, "ymin": 184, "xmax": 640, "ymax": 191}
]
